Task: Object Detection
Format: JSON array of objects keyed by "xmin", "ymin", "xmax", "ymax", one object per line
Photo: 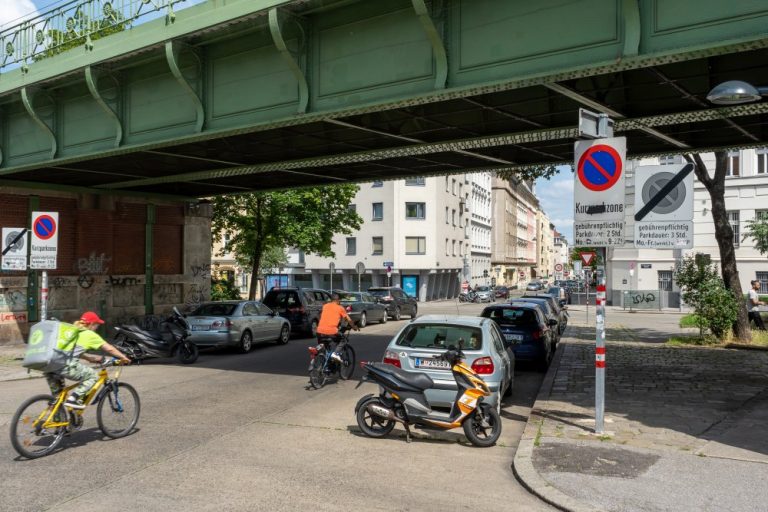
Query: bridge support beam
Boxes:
[
  {"xmin": 20, "ymin": 87, "xmax": 57, "ymax": 160},
  {"xmin": 411, "ymin": 0, "xmax": 447, "ymax": 90},
  {"xmin": 85, "ymin": 66, "xmax": 123, "ymax": 148},
  {"xmin": 269, "ymin": 7, "xmax": 309, "ymax": 114},
  {"xmin": 165, "ymin": 41, "xmax": 205, "ymax": 133}
]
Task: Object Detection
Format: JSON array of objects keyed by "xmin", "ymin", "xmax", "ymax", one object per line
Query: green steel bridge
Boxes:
[{"xmin": 0, "ymin": 0, "xmax": 766, "ymax": 200}]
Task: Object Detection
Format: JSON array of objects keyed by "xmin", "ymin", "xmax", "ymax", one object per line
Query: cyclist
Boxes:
[
  {"xmin": 46, "ymin": 311, "xmax": 131, "ymax": 410},
  {"xmin": 316, "ymin": 293, "xmax": 359, "ymax": 362}
]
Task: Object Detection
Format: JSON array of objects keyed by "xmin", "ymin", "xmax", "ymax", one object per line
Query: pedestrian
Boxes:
[{"xmin": 747, "ymin": 280, "xmax": 766, "ymax": 331}]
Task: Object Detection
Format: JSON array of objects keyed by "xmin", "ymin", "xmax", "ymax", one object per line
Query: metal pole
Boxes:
[
  {"xmin": 41, "ymin": 271, "xmax": 48, "ymax": 321},
  {"xmin": 358, "ymin": 272, "xmax": 361, "ymax": 292},
  {"xmin": 595, "ymin": 277, "xmax": 606, "ymax": 434}
]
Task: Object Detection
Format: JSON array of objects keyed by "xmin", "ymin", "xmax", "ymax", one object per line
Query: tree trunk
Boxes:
[
  {"xmin": 248, "ymin": 197, "xmax": 264, "ymax": 300},
  {"xmin": 688, "ymin": 153, "xmax": 751, "ymax": 342}
]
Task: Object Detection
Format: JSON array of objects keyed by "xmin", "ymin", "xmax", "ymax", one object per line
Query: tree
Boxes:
[
  {"xmin": 684, "ymin": 152, "xmax": 751, "ymax": 342},
  {"xmin": 211, "ymin": 186, "xmax": 362, "ymax": 300},
  {"xmin": 743, "ymin": 216, "xmax": 768, "ymax": 256}
]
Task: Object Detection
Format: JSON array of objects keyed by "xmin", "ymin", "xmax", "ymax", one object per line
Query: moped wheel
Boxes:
[
  {"xmin": 356, "ymin": 398, "xmax": 395, "ymax": 438},
  {"xmin": 10, "ymin": 394, "xmax": 67, "ymax": 459},
  {"xmin": 463, "ymin": 405, "xmax": 501, "ymax": 447},
  {"xmin": 97, "ymin": 382, "xmax": 141, "ymax": 439},
  {"xmin": 308, "ymin": 354, "xmax": 329, "ymax": 389},
  {"xmin": 177, "ymin": 342, "xmax": 199, "ymax": 364},
  {"xmin": 338, "ymin": 345, "xmax": 356, "ymax": 380}
]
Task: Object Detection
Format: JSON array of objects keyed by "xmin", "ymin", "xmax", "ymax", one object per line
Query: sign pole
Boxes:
[
  {"xmin": 41, "ymin": 271, "xmax": 48, "ymax": 321},
  {"xmin": 595, "ymin": 277, "xmax": 607, "ymax": 434}
]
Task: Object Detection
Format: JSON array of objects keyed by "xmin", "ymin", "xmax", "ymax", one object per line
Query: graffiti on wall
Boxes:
[
  {"xmin": 0, "ymin": 312, "xmax": 27, "ymax": 323},
  {"xmin": 77, "ymin": 252, "xmax": 111, "ymax": 275},
  {"xmin": 0, "ymin": 290, "xmax": 27, "ymax": 311}
]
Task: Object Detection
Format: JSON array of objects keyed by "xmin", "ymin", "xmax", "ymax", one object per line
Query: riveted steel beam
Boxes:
[
  {"xmin": 0, "ymin": 178, "xmax": 197, "ymax": 202},
  {"xmin": 20, "ymin": 87, "xmax": 57, "ymax": 160},
  {"xmin": 165, "ymin": 41, "xmax": 205, "ymax": 133},
  {"xmin": 614, "ymin": 101, "xmax": 768, "ymax": 131},
  {"xmin": 268, "ymin": 7, "xmax": 309, "ymax": 114},
  {"xmin": 85, "ymin": 66, "xmax": 123, "ymax": 148},
  {"xmin": 411, "ymin": 0, "xmax": 447, "ymax": 90}
]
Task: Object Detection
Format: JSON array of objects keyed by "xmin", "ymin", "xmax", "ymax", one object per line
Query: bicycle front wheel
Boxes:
[
  {"xmin": 97, "ymin": 382, "xmax": 141, "ymax": 439},
  {"xmin": 338, "ymin": 345, "xmax": 356, "ymax": 380},
  {"xmin": 308, "ymin": 354, "xmax": 329, "ymax": 389},
  {"xmin": 10, "ymin": 394, "xmax": 67, "ymax": 459}
]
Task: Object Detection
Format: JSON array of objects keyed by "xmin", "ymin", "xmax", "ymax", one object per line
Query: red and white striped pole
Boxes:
[
  {"xmin": 595, "ymin": 279, "xmax": 606, "ymax": 433},
  {"xmin": 41, "ymin": 271, "xmax": 48, "ymax": 321}
]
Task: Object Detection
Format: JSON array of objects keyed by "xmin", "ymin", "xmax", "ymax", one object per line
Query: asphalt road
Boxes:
[{"xmin": 0, "ymin": 301, "xmax": 554, "ymax": 512}]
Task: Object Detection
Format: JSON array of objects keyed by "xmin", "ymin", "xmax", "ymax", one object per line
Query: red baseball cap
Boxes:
[{"xmin": 80, "ymin": 311, "xmax": 105, "ymax": 324}]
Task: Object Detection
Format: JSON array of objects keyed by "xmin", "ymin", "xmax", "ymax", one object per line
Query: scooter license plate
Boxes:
[{"xmin": 415, "ymin": 358, "xmax": 450, "ymax": 369}]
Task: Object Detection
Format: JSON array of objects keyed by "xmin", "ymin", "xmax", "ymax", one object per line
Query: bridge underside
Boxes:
[{"xmin": 0, "ymin": 0, "xmax": 767, "ymax": 199}]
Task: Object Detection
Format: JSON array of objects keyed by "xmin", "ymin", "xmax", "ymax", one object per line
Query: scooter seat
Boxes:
[
  {"xmin": 125, "ymin": 325, "xmax": 164, "ymax": 340},
  {"xmin": 370, "ymin": 363, "xmax": 434, "ymax": 390}
]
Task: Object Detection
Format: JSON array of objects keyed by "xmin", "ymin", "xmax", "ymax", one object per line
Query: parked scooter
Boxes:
[
  {"xmin": 355, "ymin": 345, "xmax": 501, "ymax": 447},
  {"xmin": 458, "ymin": 290, "xmax": 479, "ymax": 303},
  {"xmin": 112, "ymin": 307, "xmax": 199, "ymax": 364}
]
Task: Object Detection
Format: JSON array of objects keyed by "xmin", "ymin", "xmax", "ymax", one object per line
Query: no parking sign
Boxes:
[{"xmin": 30, "ymin": 211, "xmax": 58, "ymax": 269}]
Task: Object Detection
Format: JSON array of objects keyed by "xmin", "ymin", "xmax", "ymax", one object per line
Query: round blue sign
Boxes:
[{"xmin": 577, "ymin": 144, "xmax": 622, "ymax": 192}]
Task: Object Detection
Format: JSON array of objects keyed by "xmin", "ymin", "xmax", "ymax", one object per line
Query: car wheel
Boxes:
[
  {"xmin": 239, "ymin": 331, "xmax": 253, "ymax": 353},
  {"xmin": 380, "ymin": 311, "xmax": 387, "ymax": 324},
  {"xmin": 359, "ymin": 312, "xmax": 367, "ymax": 329},
  {"xmin": 393, "ymin": 307, "xmax": 401, "ymax": 321},
  {"xmin": 410, "ymin": 305, "xmax": 418, "ymax": 319},
  {"xmin": 276, "ymin": 324, "xmax": 289, "ymax": 345}
]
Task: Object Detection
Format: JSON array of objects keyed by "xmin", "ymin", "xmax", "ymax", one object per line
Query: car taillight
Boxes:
[
  {"xmin": 532, "ymin": 330, "xmax": 542, "ymax": 340},
  {"xmin": 383, "ymin": 350, "xmax": 401, "ymax": 368},
  {"xmin": 211, "ymin": 319, "xmax": 231, "ymax": 330},
  {"xmin": 346, "ymin": 306, "xmax": 352, "ymax": 312},
  {"xmin": 471, "ymin": 357, "xmax": 494, "ymax": 375}
]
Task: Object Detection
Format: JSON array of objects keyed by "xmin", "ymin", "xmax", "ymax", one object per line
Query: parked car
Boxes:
[
  {"xmin": 262, "ymin": 287, "xmax": 332, "ymax": 336},
  {"xmin": 521, "ymin": 294, "xmax": 569, "ymax": 336},
  {"xmin": 547, "ymin": 286, "xmax": 571, "ymax": 305},
  {"xmin": 510, "ymin": 297, "xmax": 561, "ymax": 342},
  {"xmin": 187, "ymin": 301, "xmax": 290, "ymax": 353},
  {"xmin": 381, "ymin": 315, "xmax": 513, "ymax": 413},
  {"xmin": 480, "ymin": 303, "xmax": 557, "ymax": 371},
  {"xmin": 474, "ymin": 285, "xmax": 495, "ymax": 303},
  {"xmin": 526, "ymin": 281, "xmax": 544, "ymax": 291},
  {"xmin": 494, "ymin": 286, "xmax": 510, "ymax": 299},
  {"xmin": 336, "ymin": 291, "xmax": 388, "ymax": 327},
  {"xmin": 368, "ymin": 286, "xmax": 418, "ymax": 320}
]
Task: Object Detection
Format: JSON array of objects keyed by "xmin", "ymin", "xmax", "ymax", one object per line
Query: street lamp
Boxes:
[{"xmin": 707, "ymin": 80, "xmax": 768, "ymax": 105}]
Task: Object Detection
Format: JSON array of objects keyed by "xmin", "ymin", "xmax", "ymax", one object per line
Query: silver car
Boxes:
[
  {"xmin": 382, "ymin": 315, "xmax": 514, "ymax": 413},
  {"xmin": 474, "ymin": 285, "xmax": 495, "ymax": 303},
  {"xmin": 187, "ymin": 301, "xmax": 290, "ymax": 353}
]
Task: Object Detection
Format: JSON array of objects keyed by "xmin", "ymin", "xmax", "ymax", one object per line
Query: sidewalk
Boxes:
[
  {"xmin": 513, "ymin": 312, "xmax": 768, "ymax": 512},
  {"xmin": 0, "ymin": 343, "xmax": 40, "ymax": 382}
]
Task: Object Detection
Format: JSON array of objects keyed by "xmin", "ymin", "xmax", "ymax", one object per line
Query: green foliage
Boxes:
[
  {"xmin": 496, "ymin": 164, "xmax": 563, "ymax": 183},
  {"xmin": 743, "ymin": 217, "xmax": 768, "ymax": 256},
  {"xmin": 211, "ymin": 185, "xmax": 362, "ymax": 298},
  {"xmin": 210, "ymin": 278, "xmax": 241, "ymax": 301},
  {"xmin": 674, "ymin": 254, "xmax": 739, "ymax": 338},
  {"xmin": 33, "ymin": 11, "xmax": 126, "ymax": 62}
]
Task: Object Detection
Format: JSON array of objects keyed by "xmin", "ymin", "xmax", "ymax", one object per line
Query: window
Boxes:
[
  {"xmin": 757, "ymin": 272, "xmax": 768, "ymax": 294},
  {"xmin": 728, "ymin": 211, "xmax": 740, "ymax": 247},
  {"xmin": 372, "ymin": 237, "xmax": 383, "ymax": 255},
  {"xmin": 406, "ymin": 236, "xmax": 426, "ymax": 255},
  {"xmin": 445, "ymin": 207, "xmax": 449, "ymax": 224},
  {"xmin": 659, "ymin": 155, "xmax": 679, "ymax": 166},
  {"xmin": 405, "ymin": 176, "xmax": 425, "ymax": 186},
  {"xmin": 372, "ymin": 202, "xmax": 383, "ymax": 221},
  {"xmin": 658, "ymin": 271, "xmax": 673, "ymax": 292},
  {"xmin": 758, "ymin": 148, "xmax": 768, "ymax": 174},
  {"xmin": 452, "ymin": 240, "xmax": 456, "ymax": 256},
  {"xmin": 445, "ymin": 238, "xmax": 450, "ymax": 256},
  {"xmin": 405, "ymin": 202, "xmax": 426, "ymax": 219},
  {"xmin": 452, "ymin": 179, "xmax": 457, "ymax": 195},
  {"xmin": 757, "ymin": 210, "xmax": 768, "ymax": 221},
  {"xmin": 242, "ymin": 303, "xmax": 258, "ymax": 316},
  {"xmin": 372, "ymin": 180, "xmax": 383, "ymax": 187},
  {"xmin": 446, "ymin": 176, "xmax": 450, "ymax": 192},
  {"xmin": 726, "ymin": 151, "xmax": 740, "ymax": 176},
  {"xmin": 346, "ymin": 237, "xmax": 356, "ymax": 255},
  {"xmin": 452, "ymin": 209, "xmax": 456, "ymax": 226}
]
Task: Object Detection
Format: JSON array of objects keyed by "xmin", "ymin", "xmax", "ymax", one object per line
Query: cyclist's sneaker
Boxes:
[
  {"xmin": 330, "ymin": 351, "xmax": 343, "ymax": 363},
  {"xmin": 64, "ymin": 395, "xmax": 85, "ymax": 409}
]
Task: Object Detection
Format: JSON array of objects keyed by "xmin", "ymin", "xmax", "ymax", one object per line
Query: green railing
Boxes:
[{"xmin": 1, "ymin": 0, "xmax": 192, "ymax": 73}]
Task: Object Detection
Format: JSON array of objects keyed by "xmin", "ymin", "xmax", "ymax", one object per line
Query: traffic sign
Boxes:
[
  {"xmin": 30, "ymin": 211, "xmax": 58, "ymax": 270},
  {"xmin": 580, "ymin": 252, "xmax": 596, "ymax": 266},
  {"xmin": 2, "ymin": 228, "xmax": 28, "ymax": 270},
  {"xmin": 355, "ymin": 261, "xmax": 365, "ymax": 274},
  {"xmin": 633, "ymin": 164, "xmax": 694, "ymax": 249},
  {"xmin": 574, "ymin": 137, "xmax": 626, "ymax": 247},
  {"xmin": 554, "ymin": 263, "xmax": 564, "ymax": 272}
]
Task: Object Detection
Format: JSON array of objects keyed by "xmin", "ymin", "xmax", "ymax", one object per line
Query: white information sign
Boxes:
[
  {"xmin": 2, "ymin": 228, "xmax": 29, "ymax": 270},
  {"xmin": 633, "ymin": 164, "xmax": 694, "ymax": 249},
  {"xmin": 30, "ymin": 211, "xmax": 59, "ymax": 270},
  {"xmin": 574, "ymin": 137, "xmax": 627, "ymax": 246}
]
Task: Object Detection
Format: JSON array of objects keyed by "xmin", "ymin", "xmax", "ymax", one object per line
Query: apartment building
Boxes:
[
  {"xmin": 553, "ymin": 231, "xmax": 570, "ymax": 277},
  {"xmin": 607, "ymin": 149, "xmax": 768, "ymax": 305},
  {"xmin": 470, "ymin": 172, "xmax": 493, "ymax": 287},
  {"xmin": 536, "ymin": 212, "xmax": 555, "ymax": 280}
]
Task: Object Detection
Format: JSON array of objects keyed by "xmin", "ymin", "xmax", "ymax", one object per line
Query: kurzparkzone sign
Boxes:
[{"xmin": 573, "ymin": 137, "xmax": 626, "ymax": 246}]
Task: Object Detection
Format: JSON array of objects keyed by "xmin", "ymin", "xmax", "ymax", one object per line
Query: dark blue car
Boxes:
[{"xmin": 480, "ymin": 303, "xmax": 557, "ymax": 372}]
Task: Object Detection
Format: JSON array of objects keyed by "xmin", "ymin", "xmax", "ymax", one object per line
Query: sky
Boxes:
[{"xmin": 535, "ymin": 165, "xmax": 575, "ymax": 244}]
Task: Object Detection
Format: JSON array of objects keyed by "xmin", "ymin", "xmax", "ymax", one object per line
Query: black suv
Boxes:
[
  {"xmin": 367, "ymin": 286, "xmax": 418, "ymax": 321},
  {"xmin": 262, "ymin": 287, "xmax": 332, "ymax": 337}
]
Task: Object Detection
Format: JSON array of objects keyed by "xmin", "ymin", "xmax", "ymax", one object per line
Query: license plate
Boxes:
[
  {"xmin": 192, "ymin": 325, "xmax": 209, "ymax": 331},
  {"xmin": 415, "ymin": 357, "xmax": 450, "ymax": 369},
  {"xmin": 505, "ymin": 333, "xmax": 523, "ymax": 342}
]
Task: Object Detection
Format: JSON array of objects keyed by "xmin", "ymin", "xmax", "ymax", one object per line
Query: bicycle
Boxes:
[
  {"xmin": 10, "ymin": 359, "xmax": 140, "ymax": 459},
  {"xmin": 308, "ymin": 326, "xmax": 356, "ymax": 389}
]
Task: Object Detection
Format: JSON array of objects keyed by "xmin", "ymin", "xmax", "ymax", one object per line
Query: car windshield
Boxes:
[
  {"xmin": 339, "ymin": 292, "xmax": 362, "ymax": 301},
  {"xmin": 395, "ymin": 324, "xmax": 483, "ymax": 350},
  {"xmin": 484, "ymin": 308, "xmax": 538, "ymax": 327},
  {"xmin": 476, "ymin": 286, "xmax": 491, "ymax": 292},
  {"xmin": 191, "ymin": 303, "xmax": 237, "ymax": 316}
]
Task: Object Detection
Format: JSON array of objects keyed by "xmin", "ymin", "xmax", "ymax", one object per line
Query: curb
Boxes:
[{"xmin": 511, "ymin": 342, "xmax": 606, "ymax": 512}]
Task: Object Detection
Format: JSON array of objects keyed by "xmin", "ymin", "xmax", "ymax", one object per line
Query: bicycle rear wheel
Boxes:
[
  {"xmin": 10, "ymin": 394, "xmax": 67, "ymax": 459},
  {"xmin": 308, "ymin": 354, "xmax": 329, "ymax": 389},
  {"xmin": 97, "ymin": 382, "xmax": 141, "ymax": 439},
  {"xmin": 338, "ymin": 345, "xmax": 356, "ymax": 380}
]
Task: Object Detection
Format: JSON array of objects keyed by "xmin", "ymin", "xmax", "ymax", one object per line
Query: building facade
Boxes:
[{"xmin": 469, "ymin": 172, "xmax": 493, "ymax": 287}]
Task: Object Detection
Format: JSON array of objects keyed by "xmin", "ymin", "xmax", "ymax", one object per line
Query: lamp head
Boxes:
[{"xmin": 707, "ymin": 80, "xmax": 766, "ymax": 105}]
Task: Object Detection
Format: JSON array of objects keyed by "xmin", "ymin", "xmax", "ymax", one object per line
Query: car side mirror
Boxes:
[{"xmin": 548, "ymin": 319, "xmax": 558, "ymax": 327}]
